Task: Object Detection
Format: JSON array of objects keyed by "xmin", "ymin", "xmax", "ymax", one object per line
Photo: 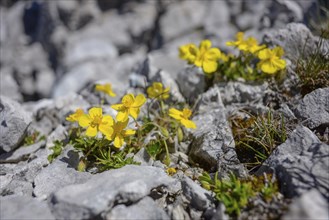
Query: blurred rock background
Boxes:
[{"xmin": 0, "ymin": 0, "xmax": 327, "ymax": 103}]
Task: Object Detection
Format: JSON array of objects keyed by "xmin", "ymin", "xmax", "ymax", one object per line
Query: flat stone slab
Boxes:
[
  {"xmin": 0, "ymin": 196, "xmax": 55, "ymax": 220},
  {"xmin": 49, "ymin": 165, "xmax": 176, "ymax": 219}
]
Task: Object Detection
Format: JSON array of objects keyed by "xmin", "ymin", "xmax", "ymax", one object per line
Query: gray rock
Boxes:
[
  {"xmin": 168, "ymin": 204, "xmax": 191, "ymax": 220},
  {"xmin": 50, "ymin": 165, "xmax": 176, "ymax": 219},
  {"xmin": 204, "ymin": 203, "xmax": 229, "ymax": 220},
  {"xmin": 53, "ymin": 49, "xmax": 143, "ymax": 98},
  {"xmin": 176, "ymin": 66, "xmax": 206, "ymax": 104},
  {"xmin": 64, "ymin": 37, "xmax": 118, "ymax": 68},
  {"xmin": 204, "ymin": 0, "xmax": 230, "ymax": 32},
  {"xmin": 147, "ymin": 51, "xmax": 186, "ymax": 80},
  {"xmin": 125, "ymin": 2, "xmax": 157, "ymax": 37},
  {"xmin": 53, "ymin": 0, "xmax": 100, "ymax": 31},
  {"xmin": 160, "ymin": 1, "xmax": 206, "ymax": 42},
  {"xmin": 0, "ymin": 196, "xmax": 55, "ymax": 220},
  {"xmin": 106, "ymin": 196, "xmax": 170, "ymax": 220},
  {"xmin": 133, "ymin": 148, "xmax": 154, "ymax": 166},
  {"xmin": 0, "ymin": 68, "xmax": 22, "ymax": 101},
  {"xmin": 35, "ymin": 69, "xmax": 56, "ymax": 98},
  {"xmin": 257, "ymin": 125, "xmax": 329, "ymax": 200},
  {"xmin": 0, "ymin": 140, "xmax": 45, "ymax": 163},
  {"xmin": 263, "ymin": 23, "xmax": 329, "ymax": 61},
  {"xmin": 0, "ymin": 179, "xmax": 33, "ymax": 197},
  {"xmin": 218, "ymin": 81, "xmax": 268, "ymax": 105},
  {"xmin": 283, "ymin": 189, "xmax": 329, "ymax": 220},
  {"xmin": 0, "ymin": 96, "xmax": 32, "ymax": 152},
  {"xmin": 294, "ymin": 88, "xmax": 329, "ymax": 129},
  {"xmin": 189, "ymin": 87, "xmax": 246, "ymax": 177},
  {"xmin": 33, "ymin": 147, "xmax": 92, "ymax": 199},
  {"xmin": 181, "ymin": 176, "xmax": 214, "ymax": 211}
]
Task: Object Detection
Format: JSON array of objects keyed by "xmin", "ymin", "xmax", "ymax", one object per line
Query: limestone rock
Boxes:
[
  {"xmin": 0, "ymin": 96, "xmax": 32, "ymax": 152},
  {"xmin": 283, "ymin": 189, "xmax": 329, "ymax": 220},
  {"xmin": 176, "ymin": 66, "xmax": 206, "ymax": 104},
  {"xmin": 257, "ymin": 126, "xmax": 329, "ymax": 200},
  {"xmin": 293, "ymin": 88, "xmax": 329, "ymax": 129},
  {"xmin": 33, "ymin": 147, "xmax": 92, "ymax": 199},
  {"xmin": 263, "ymin": 23, "xmax": 329, "ymax": 61},
  {"xmin": 50, "ymin": 165, "xmax": 176, "ymax": 219},
  {"xmin": 181, "ymin": 176, "xmax": 214, "ymax": 211},
  {"xmin": 0, "ymin": 196, "xmax": 55, "ymax": 220},
  {"xmin": 189, "ymin": 86, "xmax": 246, "ymax": 177},
  {"xmin": 106, "ymin": 196, "xmax": 170, "ymax": 220}
]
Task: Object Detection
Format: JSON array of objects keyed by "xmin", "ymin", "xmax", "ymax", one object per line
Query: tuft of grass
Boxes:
[
  {"xmin": 230, "ymin": 111, "xmax": 289, "ymax": 171},
  {"xmin": 295, "ymin": 32, "xmax": 329, "ymax": 96}
]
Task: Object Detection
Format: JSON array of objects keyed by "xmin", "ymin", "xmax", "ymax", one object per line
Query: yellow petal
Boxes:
[
  {"xmin": 129, "ymin": 107, "xmax": 140, "ymax": 119},
  {"xmin": 85, "ymin": 126, "xmax": 98, "ymax": 137},
  {"xmin": 199, "ymin": 40, "xmax": 211, "ymax": 51},
  {"xmin": 261, "ymin": 61, "xmax": 277, "ymax": 74},
  {"xmin": 122, "ymin": 94, "xmax": 135, "ymax": 107},
  {"xmin": 132, "ymin": 94, "xmax": 146, "ymax": 108},
  {"xmin": 169, "ymin": 108, "xmax": 183, "ymax": 120},
  {"xmin": 124, "ymin": 129, "xmax": 136, "ymax": 136},
  {"xmin": 108, "ymin": 90, "xmax": 116, "ymax": 97},
  {"xmin": 116, "ymin": 110, "xmax": 129, "ymax": 122},
  {"xmin": 147, "ymin": 87, "xmax": 156, "ymax": 98},
  {"xmin": 203, "ymin": 61, "xmax": 218, "ymax": 74},
  {"xmin": 89, "ymin": 107, "xmax": 102, "ymax": 118},
  {"xmin": 182, "ymin": 108, "xmax": 192, "ymax": 118},
  {"xmin": 99, "ymin": 116, "xmax": 114, "ymax": 134},
  {"xmin": 102, "ymin": 115, "xmax": 114, "ymax": 125},
  {"xmin": 226, "ymin": 41, "xmax": 236, "ymax": 47},
  {"xmin": 115, "ymin": 119, "xmax": 129, "ymax": 132},
  {"xmin": 273, "ymin": 58, "xmax": 286, "ymax": 70},
  {"xmin": 78, "ymin": 114, "xmax": 91, "ymax": 127},
  {"xmin": 113, "ymin": 136, "xmax": 124, "ymax": 148},
  {"xmin": 101, "ymin": 127, "xmax": 114, "ymax": 139},
  {"xmin": 95, "ymin": 84, "xmax": 105, "ymax": 92},
  {"xmin": 111, "ymin": 104, "xmax": 124, "ymax": 111},
  {"xmin": 236, "ymin": 32, "xmax": 245, "ymax": 41},
  {"xmin": 273, "ymin": 46, "xmax": 284, "ymax": 57},
  {"xmin": 258, "ymin": 49, "xmax": 271, "ymax": 60},
  {"xmin": 181, "ymin": 119, "xmax": 197, "ymax": 129}
]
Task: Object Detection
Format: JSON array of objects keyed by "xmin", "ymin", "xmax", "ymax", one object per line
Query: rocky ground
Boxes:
[{"xmin": 0, "ymin": 0, "xmax": 329, "ymax": 220}]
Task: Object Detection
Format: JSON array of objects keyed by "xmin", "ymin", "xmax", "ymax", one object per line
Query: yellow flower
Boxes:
[
  {"xmin": 257, "ymin": 47, "xmax": 286, "ymax": 74},
  {"xmin": 194, "ymin": 40, "xmax": 221, "ymax": 74},
  {"xmin": 169, "ymin": 108, "xmax": 197, "ymax": 129},
  {"xmin": 103, "ymin": 119, "xmax": 135, "ymax": 148},
  {"xmin": 226, "ymin": 32, "xmax": 265, "ymax": 53},
  {"xmin": 147, "ymin": 82, "xmax": 170, "ymax": 100},
  {"xmin": 66, "ymin": 108, "xmax": 84, "ymax": 122},
  {"xmin": 166, "ymin": 167, "xmax": 177, "ymax": 176},
  {"xmin": 78, "ymin": 107, "xmax": 114, "ymax": 137},
  {"xmin": 179, "ymin": 40, "xmax": 221, "ymax": 74},
  {"xmin": 226, "ymin": 32, "xmax": 245, "ymax": 48},
  {"xmin": 95, "ymin": 83, "xmax": 116, "ymax": 97},
  {"xmin": 179, "ymin": 43, "xmax": 198, "ymax": 63},
  {"xmin": 111, "ymin": 94, "xmax": 146, "ymax": 122},
  {"xmin": 244, "ymin": 37, "xmax": 266, "ymax": 53}
]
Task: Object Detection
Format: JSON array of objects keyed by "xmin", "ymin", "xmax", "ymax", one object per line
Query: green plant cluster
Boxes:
[
  {"xmin": 23, "ymin": 131, "xmax": 45, "ymax": 146},
  {"xmin": 48, "ymin": 82, "xmax": 197, "ymax": 172},
  {"xmin": 199, "ymin": 172, "xmax": 279, "ymax": 217}
]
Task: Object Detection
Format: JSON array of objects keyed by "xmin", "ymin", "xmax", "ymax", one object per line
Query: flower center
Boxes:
[{"xmin": 91, "ymin": 115, "xmax": 102, "ymax": 127}]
